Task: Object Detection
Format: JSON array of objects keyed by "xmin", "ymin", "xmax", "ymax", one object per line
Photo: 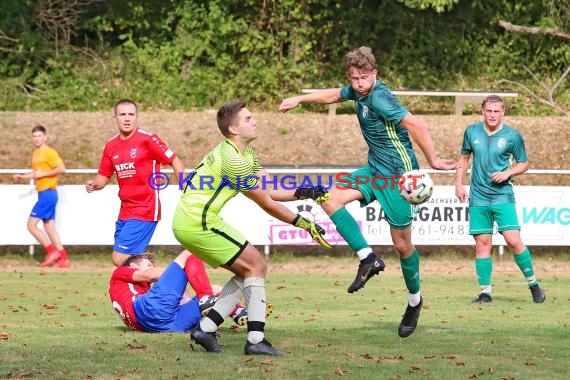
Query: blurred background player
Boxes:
[
  {"xmin": 279, "ymin": 46, "xmax": 456, "ymax": 338},
  {"xmin": 455, "ymin": 95, "xmax": 546, "ymax": 304},
  {"xmin": 13, "ymin": 125, "xmax": 71, "ymax": 268}
]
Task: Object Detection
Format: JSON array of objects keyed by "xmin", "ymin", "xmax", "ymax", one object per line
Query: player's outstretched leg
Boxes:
[
  {"xmin": 398, "ymin": 296, "xmax": 423, "ymax": 338},
  {"xmin": 347, "ymin": 253, "xmax": 385, "ymax": 293}
]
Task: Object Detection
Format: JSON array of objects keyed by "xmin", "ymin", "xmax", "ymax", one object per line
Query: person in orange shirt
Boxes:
[{"xmin": 14, "ymin": 125, "xmax": 71, "ymax": 268}]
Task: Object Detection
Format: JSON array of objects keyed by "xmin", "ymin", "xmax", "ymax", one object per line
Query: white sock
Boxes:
[
  {"xmin": 248, "ymin": 331, "xmax": 264, "ymax": 345},
  {"xmin": 200, "ymin": 277, "xmax": 244, "ymax": 333},
  {"xmin": 200, "ymin": 317, "xmax": 217, "ymax": 333},
  {"xmin": 357, "ymin": 248, "xmax": 373, "ymax": 260},
  {"xmin": 408, "ymin": 291, "xmax": 421, "ymax": 307},
  {"xmin": 211, "ymin": 276, "xmax": 244, "ymax": 318},
  {"xmin": 244, "ymin": 277, "xmax": 266, "ymax": 344},
  {"xmin": 480, "ymin": 285, "xmax": 492, "ymax": 295}
]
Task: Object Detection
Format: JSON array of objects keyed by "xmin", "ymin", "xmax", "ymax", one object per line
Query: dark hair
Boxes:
[
  {"xmin": 481, "ymin": 95, "xmax": 505, "ymax": 109},
  {"xmin": 31, "ymin": 125, "xmax": 47, "ymax": 134},
  {"xmin": 345, "ymin": 46, "xmax": 377, "ymax": 73},
  {"xmin": 122, "ymin": 252, "xmax": 155, "ymax": 267},
  {"xmin": 216, "ymin": 100, "xmax": 246, "ymax": 137},
  {"xmin": 114, "ymin": 99, "xmax": 138, "ymax": 115}
]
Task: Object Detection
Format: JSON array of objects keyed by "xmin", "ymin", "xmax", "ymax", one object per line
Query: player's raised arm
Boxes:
[
  {"xmin": 243, "ymin": 187, "xmax": 331, "ymax": 248},
  {"xmin": 131, "ymin": 266, "xmax": 165, "ymax": 282},
  {"xmin": 279, "ymin": 88, "xmax": 343, "ymax": 112},
  {"xmin": 256, "ymin": 169, "xmax": 330, "ymax": 205}
]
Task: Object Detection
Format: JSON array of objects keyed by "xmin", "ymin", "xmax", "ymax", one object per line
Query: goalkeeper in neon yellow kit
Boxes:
[{"xmin": 173, "ymin": 100, "xmax": 329, "ymax": 356}]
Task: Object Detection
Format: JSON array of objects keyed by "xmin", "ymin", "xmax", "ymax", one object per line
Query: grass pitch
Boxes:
[{"xmin": 1, "ymin": 254, "xmax": 569, "ymax": 379}]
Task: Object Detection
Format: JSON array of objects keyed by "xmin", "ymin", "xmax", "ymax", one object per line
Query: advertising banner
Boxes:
[{"xmin": 1, "ymin": 185, "xmax": 568, "ymax": 246}]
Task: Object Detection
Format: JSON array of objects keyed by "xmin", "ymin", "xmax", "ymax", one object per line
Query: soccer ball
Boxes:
[{"xmin": 399, "ymin": 169, "xmax": 434, "ymax": 205}]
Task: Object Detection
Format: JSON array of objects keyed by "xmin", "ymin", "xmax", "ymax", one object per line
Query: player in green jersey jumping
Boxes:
[
  {"xmin": 279, "ymin": 46, "xmax": 456, "ymax": 338},
  {"xmin": 173, "ymin": 100, "xmax": 330, "ymax": 356},
  {"xmin": 455, "ymin": 94, "xmax": 546, "ymax": 304}
]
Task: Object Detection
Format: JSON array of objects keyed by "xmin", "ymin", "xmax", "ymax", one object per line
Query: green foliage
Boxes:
[
  {"xmin": 399, "ymin": 0, "xmax": 459, "ymax": 13},
  {"xmin": 0, "ymin": 0, "xmax": 567, "ymax": 114}
]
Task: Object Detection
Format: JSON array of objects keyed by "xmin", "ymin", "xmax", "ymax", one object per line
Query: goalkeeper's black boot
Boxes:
[
  {"xmin": 190, "ymin": 326, "xmax": 222, "ymax": 353},
  {"xmin": 244, "ymin": 338, "xmax": 284, "ymax": 356},
  {"xmin": 347, "ymin": 253, "xmax": 385, "ymax": 293},
  {"xmin": 398, "ymin": 296, "xmax": 423, "ymax": 338}
]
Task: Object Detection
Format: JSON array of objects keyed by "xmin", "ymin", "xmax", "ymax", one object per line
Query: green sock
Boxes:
[
  {"xmin": 514, "ymin": 248, "xmax": 538, "ymax": 286},
  {"xmin": 330, "ymin": 207, "xmax": 368, "ymax": 252},
  {"xmin": 475, "ymin": 257, "xmax": 492, "ymax": 293},
  {"xmin": 400, "ymin": 250, "xmax": 420, "ymax": 294}
]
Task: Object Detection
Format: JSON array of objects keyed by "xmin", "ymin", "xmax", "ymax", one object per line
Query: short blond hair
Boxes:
[{"xmin": 482, "ymin": 95, "xmax": 505, "ymax": 109}]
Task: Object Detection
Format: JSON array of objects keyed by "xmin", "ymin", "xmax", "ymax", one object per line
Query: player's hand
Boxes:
[
  {"xmin": 455, "ymin": 185, "xmax": 468, "ymax": 203},
  {"xmin": 431, "ymin": 158, "xmax": 457, "ymax": 170},
  {"xmin": 85, "ymin": 180, "xmax": 96, "ymax": 193},
  {"xmin": 294, "ymin": 185, "xmax": 330, "ymax": 205},
  {"xmin": 278, "ymin": 97, "xmax": 301, "ymax": 113},
  {"xmin": 293, "ymin": 215, "xmax": 331, "ymax": 248},
  {"xmin": 491, "ymin": 171, "xmax": 509, "ymax": 183}
]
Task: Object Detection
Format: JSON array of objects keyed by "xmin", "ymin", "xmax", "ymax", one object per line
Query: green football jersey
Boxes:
[
  {"xmin": 173, "ymin": 139, "xmax": 262, "ymax": 231},
  {"xmin": 340, "ymin": 79, "xmax": 417, "ymax": 176},
  {"xmin": 461, "ymin": 122, "xmax": 528, "ymax": 206}
]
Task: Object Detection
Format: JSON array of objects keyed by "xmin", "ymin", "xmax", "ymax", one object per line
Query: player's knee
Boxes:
[
  {"xmin": 253, "ymin": 258, "xmax": 267, "ymax": 276},
  {"xmin": 393, "ymin": 241, "xmax": 413, "ymax": 256},
  {"xmin": 508, "ymin": 242, "xmax": 525, "ymax": 253},
  {"xmin": 246, "ymin": 255, "xmax": 267, "ymax": 277},
  {"xmin": 112, "ymin": 251, "xmax": 130, "ymax": 267},
  {"xmin": 26, "ymin": 219, "xmax": 39, "ymax": 231},
  {"xmin": 322, "ymin": 189, "xmax": 349, "ymax": 213}
]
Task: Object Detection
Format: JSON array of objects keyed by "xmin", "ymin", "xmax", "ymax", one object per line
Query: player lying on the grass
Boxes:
[{"xmin": 109, "ymin": 250, "xmax": 273, "ymax": 332}]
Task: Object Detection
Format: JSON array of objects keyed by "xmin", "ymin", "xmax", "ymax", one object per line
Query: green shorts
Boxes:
[
  {"xmin": 336, "ymin": 166, "xmax": 413, "ymax": 229},
  {"xmin": 173, "ymin": 222, "xmax": 248, "ymax": 269},
  {"xmin": 469, "ymin": 203, "xmax": 520, "ymax": 235}
]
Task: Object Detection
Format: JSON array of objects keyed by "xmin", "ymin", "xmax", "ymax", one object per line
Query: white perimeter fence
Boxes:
[{"xmin": 1, "ymin": 168, "xmax": 569, "ymax": 256}]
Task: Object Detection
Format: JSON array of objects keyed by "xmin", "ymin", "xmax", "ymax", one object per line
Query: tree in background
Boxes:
[
  {"xmin": 497, "ymin": 0, "xmax": 569, "ymax": 115},
  {"xmin": 0, "ymin": 0, "xmax": 567, "ymax": 114}
]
